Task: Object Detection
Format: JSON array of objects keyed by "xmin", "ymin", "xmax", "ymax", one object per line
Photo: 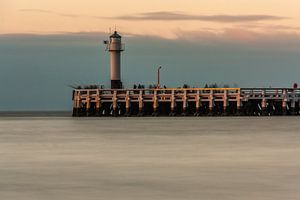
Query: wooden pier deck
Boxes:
[{"xmin": 72, "ymin": 88, "xmax": 300, "ymax": 116}]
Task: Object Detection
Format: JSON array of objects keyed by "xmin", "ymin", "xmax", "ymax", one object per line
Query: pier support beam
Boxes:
[
  {"xmin": 268, "ymin": 101, "xmax": 275, "ymax": 116},
  {"xmin": 282, "ymin": 101, "xmax": 287, "ymax": 115},
  {"xmin": 261, "ymin": 90, "xmax": 267, "ymax": 116},
  {"xmin": 125, "ymin": 90, "xmax": 131, "ymax": 116},
  {"xmin": 73, "ymin": 91, "xmax": 81, "ymax": 116},
  {"xmin": 236, "ymin": 89, "xmax": 242, "ymax": 116},
  {"xmin": 290, "ymin": 101, "xmax": 296, "ymax": 115},
  {"xmin": 194, "ymin": 90, "xmax": 200, "ymax": 116},
  {"xmin": 138, "ymin": 90, "xmax": 144, "ymax": 116},
  {"xmin": 95, "ymin": 90, "xmax": 101, "ymax": 116},
  {"xmin": 290, "ymin": 90, "xmax": 296, "ymax": 115},
  {"xmin": 261, "ymin": 100, "xmax": 267, "ymax": 116},
  {"xmin": 208, "ymin": 90, "xmax": 214, "ymax": 116},
  {"xmin": 182, "ymin": 90, "xmax": 187, "ymax": 116},
  {"xmin": 112, "ymin": 90, "xmax": 118, "ymax": 117},
  {"xmin": 86, "ymin": 91, "xmax": 90, "ymax": 116},
  {"xmin": 152, "ymin": 90, "xmax": 158, "ymax": 116},
  {"xmin": 170, "ymin": 90, "xmax": 176, "ymax": 116},
  {"xmin": 223, "ymin": 90, "xmax": 229, "ymax": 116},
  {"xmin": 282, "ymin": 89, "xmax": 287, "ymax": 115}
]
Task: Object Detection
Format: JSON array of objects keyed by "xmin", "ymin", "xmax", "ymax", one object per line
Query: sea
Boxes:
[{"xmin": 0, "ymin": 113, "xmax": 300, "ymax": 200}]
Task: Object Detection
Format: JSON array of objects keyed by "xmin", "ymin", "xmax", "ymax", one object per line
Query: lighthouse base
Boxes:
[{"xmin": 111, "ymin": 80, "xmax": 122, "ymax": 89}]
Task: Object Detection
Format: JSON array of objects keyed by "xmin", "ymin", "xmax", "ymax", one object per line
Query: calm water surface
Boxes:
[{"xmin": 0, "ymin": 117, "xmax": 300, "ymax": 200}]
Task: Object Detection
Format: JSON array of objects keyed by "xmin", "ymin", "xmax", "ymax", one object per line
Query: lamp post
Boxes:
[{"xmin": 157, "ymin": 66, "xmax": 162, "ymax": 88}]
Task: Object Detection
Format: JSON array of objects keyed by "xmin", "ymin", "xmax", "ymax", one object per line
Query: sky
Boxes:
[
  {"xmin": 1, "ymin": 0, "xmax": 300, "ymax": 38},
  {"xmin": 1, "ymin": 0, "xmax": 300, "ymax": 110}
]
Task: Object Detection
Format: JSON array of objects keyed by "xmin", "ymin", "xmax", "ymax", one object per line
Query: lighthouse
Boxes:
[{"xmin": 104, "ymin": 31, "xmax": 124, "ymax": 89}]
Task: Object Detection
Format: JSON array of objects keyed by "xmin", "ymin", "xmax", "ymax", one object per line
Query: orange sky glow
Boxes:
[{"xmin": 1, "ymin": 0, "xmax": 300, "ymax": 39}]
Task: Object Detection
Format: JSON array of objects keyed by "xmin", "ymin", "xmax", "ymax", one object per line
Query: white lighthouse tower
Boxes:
[{"xmin": 104, "ymin": 31, "xmax": 124, "ymax": 89}]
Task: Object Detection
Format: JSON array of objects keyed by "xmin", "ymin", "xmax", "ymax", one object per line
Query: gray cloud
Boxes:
[
  {"xmin": 19, "ymin": 9, "xmax": 84, "ymax": 18},
  {"xmin": 113, "ymin": 11, "xmax": 286, "ymax": 23},
  {"xmin": 19, "ymin": 9, "xmax": 286, "ymax": 23},
  {"xmin": 237, "ymin": 23, "xmax": 300, "ymax": 31}
]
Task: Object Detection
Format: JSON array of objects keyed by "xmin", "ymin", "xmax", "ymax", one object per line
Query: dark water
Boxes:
[{"xmin": 0, "ymin": 117, "xmax": 300, "ymax": 200}]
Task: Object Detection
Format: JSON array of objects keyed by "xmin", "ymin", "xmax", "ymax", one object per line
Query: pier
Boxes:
[
  {"xmin": 72, "ymin": 87, "xmax": 300, "ymax": 116},
  {"xmin": 71, "ymin": 31, "xmax": 300, "ymax": 117}
]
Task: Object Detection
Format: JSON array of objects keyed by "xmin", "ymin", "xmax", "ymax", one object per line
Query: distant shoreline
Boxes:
[{"xmin": 0, "ymin": 111, "xmax": 71, "ymax": 117}]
